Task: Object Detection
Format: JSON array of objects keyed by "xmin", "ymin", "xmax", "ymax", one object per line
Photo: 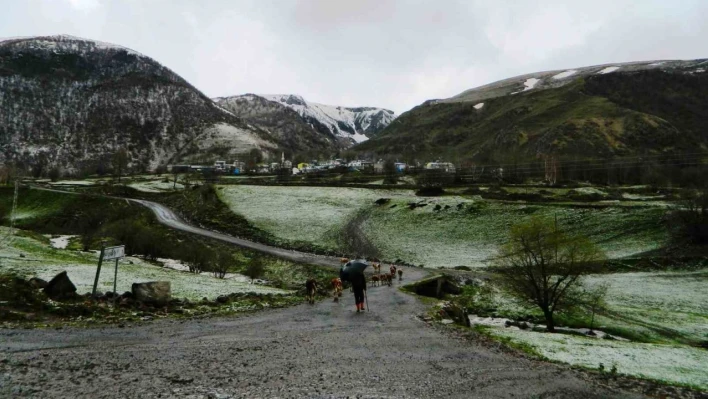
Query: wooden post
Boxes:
[
  {"xmin": 92, "ymin": 246, "xmax": 106, "ymax": 296},
  {"xmin": 113, "ymin": 258, "xmax": 119, "ymax": 305}
]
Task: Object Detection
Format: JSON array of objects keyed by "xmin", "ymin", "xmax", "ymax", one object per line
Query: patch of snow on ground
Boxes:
[
  {"xmin": 597, "ymin": 66, "xmax": 620, "ymax": 74},
  {"xmin": 552, "ymin": 70, "xmax": 577, "ymax": 80},
  {"xmin": 474, "ymin": 103, "xmax": 484, "ymax": 109},
  {"xmin": 648, "ymin": 62, "xmax": 665, "ymax": 66},
  {"xmin": 522, "ymin": 78, "xmax": 540, "ymax": 91},
  {"xmin": 49, "ymin": 180, "xmax": 98, "ymax": 186},
  {"xmin": 491, "ymin": 329, "xmax": 708, "ymax": 390},
  {"xmin": 49, "ymin": 235, "xmax": 76, "ymax": 249},
  {"xmin": 156, "ymin": 258, "xmax": 266, "ymax": 284}
]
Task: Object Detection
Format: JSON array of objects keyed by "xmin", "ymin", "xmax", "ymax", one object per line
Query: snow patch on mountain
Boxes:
[
  {"xmin": 261, "ymin": 94, "xmax": 395, "ymax": 143},
  {"xmin": 598, "ymin": 66, "xmax": 620, "ymax": 74},
  {"xmin": 474, "ymin": 103, "xmax": 484, "ymax": 109},
  {"xmin": 552, "ymin": 70, "xmax": 577, "ymax": 80}
]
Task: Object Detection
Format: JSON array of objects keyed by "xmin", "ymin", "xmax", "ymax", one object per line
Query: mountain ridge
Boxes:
[
  {"xmin": 213, "ymin": 93, "xmax": 396, "ymax": 152},
  {"xmin": 0, "ymin": 34, "xmax": 282, "ymax": 174}
]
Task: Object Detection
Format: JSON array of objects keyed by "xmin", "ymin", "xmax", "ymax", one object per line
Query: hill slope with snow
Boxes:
[
  {"xmin": 357, "ymin": 58, "xmax": 708, "ymax": 162},
  {"xmin": 442, "ymin": 59, "xmax": 708, "ymax": 105},
  {"xmin": 0, "ymin": 35, "xmax": 279, "ymax": 174},
  {"xmin": 213, "ymin": 94, "xmax": 347, "ymax": 153}
]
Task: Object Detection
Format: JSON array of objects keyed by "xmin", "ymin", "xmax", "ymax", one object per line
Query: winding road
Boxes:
[{"xmin": 0, "ymin": 186, "xmax": 645, "ymax": 398}]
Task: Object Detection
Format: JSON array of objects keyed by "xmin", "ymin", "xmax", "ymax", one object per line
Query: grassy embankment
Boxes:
[{"xmin": 0, "ymin": 186, "xmax": 337, "ymax": 325}]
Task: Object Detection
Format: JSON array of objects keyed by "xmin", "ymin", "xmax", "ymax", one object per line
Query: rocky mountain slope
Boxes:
[
  {"xmin": 259, "ymin": 94, "xmax": 395, "ymax": 144},
  {"xmin": 0, "ymin": 35, "xmax": 279, "ymax": 174},
  {"xmin": 213, "ymin": 94, "xmax": 346, "ymax": 153},
  {"xmin": 357, "ymin": 59, "xmax": 708, "ymax": 162}
]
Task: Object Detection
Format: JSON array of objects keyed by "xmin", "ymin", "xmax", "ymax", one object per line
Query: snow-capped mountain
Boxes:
[
  {"xmin": 259, "ymin": 94, "xmax": 395, "ymax": 144},
  {"xmin": 213, "ymin": 94, "xmax": 346, "ymax": 152},
  {"xmin": 0, "ymin": 35, "xmax": 279, "ymax": 174}
]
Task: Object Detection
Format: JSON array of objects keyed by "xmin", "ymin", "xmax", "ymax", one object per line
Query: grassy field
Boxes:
[
  {"xmin": 488, "ymin": 327, "xmax": 708, "ymax": 391},
  {"xmin": 0, "ymin": 228, "xmax": 287, "ymax": 301},
  {"xmin": 217, "ymin": 185, "xmax": 668, "ymax": 267}
]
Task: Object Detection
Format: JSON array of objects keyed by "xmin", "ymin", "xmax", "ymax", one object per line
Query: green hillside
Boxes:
[{"xmin": 357, "ymin": 71, "xmax": 708, "ymax": 163}]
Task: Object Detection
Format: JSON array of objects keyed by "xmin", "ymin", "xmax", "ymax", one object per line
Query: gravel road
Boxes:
[
  {"xmin": 2, "ymin": 187, "xmax": 643, "ymax": 398},
  {"xmin": 0, "ymin": 267, "xmax": 641, "ymax": 398}
]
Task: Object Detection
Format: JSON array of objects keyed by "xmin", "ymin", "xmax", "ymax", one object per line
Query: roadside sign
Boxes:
[
  {"xmin": 103, "ymin": 245, "xmax": 125, "ymax": 260},
  {"xmin": 91, "ymin": 245, "xmax": 125, "ymax": 298}
]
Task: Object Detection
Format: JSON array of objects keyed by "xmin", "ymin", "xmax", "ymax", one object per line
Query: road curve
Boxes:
[
  {"xmin": 27, "ymin": 185, "xmax": 341, "ymax": 268},
  {"xmin": 132, "ymin": 199, "xmax": 342, "ymax": 268}
]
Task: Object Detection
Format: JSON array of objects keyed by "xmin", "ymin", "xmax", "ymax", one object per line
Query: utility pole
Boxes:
[{"xmin": 10, "ymin": 179, "xmax": 18, "ymax": 237}]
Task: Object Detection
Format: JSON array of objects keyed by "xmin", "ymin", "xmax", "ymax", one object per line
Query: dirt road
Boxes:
[
  {"xmin": 132, "ymin": 199, "xmax": 341, "ymax": 268},
  {"xmin": 0, "ymin": 267, "xmax": 640, "ymax": 398}
]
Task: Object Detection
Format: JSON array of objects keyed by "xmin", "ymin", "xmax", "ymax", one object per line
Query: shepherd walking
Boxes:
[
  {"xmin": 340, "ymin": 259, "xmax": 369, "ymax": 313},
  {"xmin": 351, "ymin": 271, "xmax": 367, "ymax": 312}
]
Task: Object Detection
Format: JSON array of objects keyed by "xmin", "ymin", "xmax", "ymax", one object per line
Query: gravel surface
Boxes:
[{"xmin": 0, "ymin": 268, "xmax": 642, "ymax": 398}]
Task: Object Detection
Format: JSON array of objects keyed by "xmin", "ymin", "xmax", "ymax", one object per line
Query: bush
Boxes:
[
  {"xmin": 244, "ymin": 256, "xmax": 265, "ymax": 282},
  {"xmin": 211, "ymin": 250, "xmax": 233, "ymax": 279},
  {"xmin": 669, "ymin": 189, "xmax": 708, "ymax": 245}
]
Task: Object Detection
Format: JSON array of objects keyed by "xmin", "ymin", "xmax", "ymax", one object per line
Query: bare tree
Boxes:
[
  {"xmin": 111, "ymin": 148, "xmax": 129, "ymax": 183},
  {"xmin": 584, "ymin": 283, "xmax": 609, "ymax": 333},
  {"xmin": 496, "ymin": 216, "xmax": 605, "ymax": 332}
]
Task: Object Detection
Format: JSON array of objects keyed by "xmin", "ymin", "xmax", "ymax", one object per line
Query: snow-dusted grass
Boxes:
[
  {"xmin": 0, "ymin": 228, "xmax": 287, "ymax": 300},
  {"xmin": 218, "ymin": 186, "xmax": 667, "ymax": 268},
  {"xmin": 217, "ymin": 185, "xmax": 414, "ymax": 250},
  {"xmin": 364, "ymin": 201, "xmax": 666, "ymax": 267},
  {"xmin": 490, "ymin": 329, "xmax": 708, "ymax": 390},
  {"xmin": 128, "ymin": 180, "xmax": 183, "ymax": 192},
  {"xmin": 586, "ymin": 270, "xmax": 708, "ymax": 342}
]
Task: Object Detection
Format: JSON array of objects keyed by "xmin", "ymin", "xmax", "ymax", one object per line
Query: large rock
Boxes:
[
  {"xmin": 28, "ymin": 277, "xmax": 48, "ymax": 289},
  {"xmin": 442, "ymin": 302, "xmax": 471, "ymax": 327},
  {"xmin": 132, "ymin": 281, "xmax": 171, "ymax": 304},
  {"xmin": 409, "ymin": 275, "xmax": 461, "ymax": 298},
  {"xmin": 43, "ymin": 271, "xmax": 77, "ymax": 299}
]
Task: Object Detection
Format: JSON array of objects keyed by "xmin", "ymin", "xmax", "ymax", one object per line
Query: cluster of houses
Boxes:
[{"xmin": 169, "ymin": 157, "xmax": 457, "ymax": 176}]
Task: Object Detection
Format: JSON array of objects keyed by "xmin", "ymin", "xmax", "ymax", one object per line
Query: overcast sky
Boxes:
[{"xmin": 1, "ymin": 0, "xmax": 707, "ymax": 114}]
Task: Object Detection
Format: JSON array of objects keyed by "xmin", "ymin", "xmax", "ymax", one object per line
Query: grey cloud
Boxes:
[{"xmin": 0, "ymin": 0, "xmax": 706, "ymax": 114}]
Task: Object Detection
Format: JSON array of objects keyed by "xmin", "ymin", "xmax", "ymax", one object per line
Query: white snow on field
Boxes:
[
  {"xmin": 696, "ymin": 68, "xmax": 706, "ymax": 73},
  {"xmin": 552, "ymin": 70, "xmax": 577, "ymax": 80},
  {"xmin": 157, "ymin": 258, "xmax": 265, "ymax": 284},
  {"xmin": 473, "ymin": 103, "xmax": 485, "ymax": 109},
  {"xmin": 490, "ymin": 329, "xmax": 708, "ymax": 390},
  {"xmin": 597, "ymin": 66, "xmax": 620, "ymax": 74},
  {"xmin": 648, "ymin": 62, "xmax": 665, "ymax": 66},
  {"xmin": 129, "ymin": 180, "xmax": 183, "ymax": 192},
  {"xmin": 0, "ymin": 229, "xmax": 287, "ymax": 300},
  {"xmin": 49, "ymin": 235, "xmax": 76, "ymax": 249},
  {"xmin": 49, "ymin": 180, "xmax": 98, "ymax": 186}
]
